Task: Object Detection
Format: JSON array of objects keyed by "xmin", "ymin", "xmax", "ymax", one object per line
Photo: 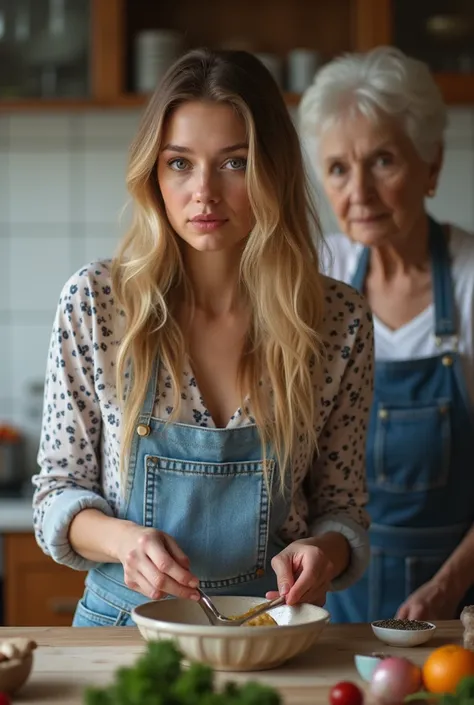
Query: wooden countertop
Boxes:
[{"xmin": 0, "ymin": 622, "xmax": 463, "ymax": 704}]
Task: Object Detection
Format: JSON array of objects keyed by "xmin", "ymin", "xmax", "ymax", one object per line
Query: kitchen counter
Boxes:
[
  {"xmin": 0, "ymin": 621, "xmax": 463, "ymax": 704},
  {"xmin": 0, "ymin": 498, "xmax": 34, "ymax": 531}
]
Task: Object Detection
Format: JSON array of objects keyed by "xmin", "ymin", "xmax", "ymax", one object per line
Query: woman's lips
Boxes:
[
  {"xmin": 351, "ymin": 214, "xmax": 389, "ymax": 223},
  {"xmin": 189, "ymin": 218, "xmax": 228, "ymax": 232}
]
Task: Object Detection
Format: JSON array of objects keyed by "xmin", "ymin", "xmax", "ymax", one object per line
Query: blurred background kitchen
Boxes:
[{"xmin": 0, "ymin": 0, "xmax": 473, "ymax": 626}]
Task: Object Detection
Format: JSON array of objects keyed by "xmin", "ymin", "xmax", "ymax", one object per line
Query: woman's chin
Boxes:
[
  {"xmin": 348, "ymin": 220, "xmax": 395, "ymax": 247},
  {"xmin": 182, "ymin": 232, "xmax": 247, "ymax": 253}
]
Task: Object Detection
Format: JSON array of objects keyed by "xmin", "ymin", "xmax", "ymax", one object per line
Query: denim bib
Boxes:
[
  {"xmin": 326, "ymin": 216, "xmax": 474, "ymax": 622},
  {"xmin": 73, "ymin": 357, "xmax": 290, "ymax": 626}
]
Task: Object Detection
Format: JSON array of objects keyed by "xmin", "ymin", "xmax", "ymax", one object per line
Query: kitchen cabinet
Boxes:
[
  {"xmin": 0, "ymin": 0, "xmax": 364, "ymax": 111},
  {"xmin": 1, "ymin": 0, "xmax": 473, "ymax": 112},
  {"xmin": 0, "ymin": 0, "xmax": 121, "ymax": 110},
  {"xmin": 3, "ymin": 533, "xmax": 86, "ymax": 627},
  {"xmin": 357, "ymin": 0, "xmax": 474, "ymax": 104},
  {"xmin": 0, "ymin": 0, "xmax": 92, "ymax": 101}
]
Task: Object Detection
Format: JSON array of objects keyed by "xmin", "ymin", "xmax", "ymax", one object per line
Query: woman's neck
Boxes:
[
  {"xmin": 182, "ymin": 245, "xmax": 245, "ymax": 317},
  {"xmin": 369, "ymin": 212, "xmax": 431, "ymax": 280}
]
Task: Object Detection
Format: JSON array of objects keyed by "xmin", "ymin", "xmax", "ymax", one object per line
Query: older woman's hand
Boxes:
[
  {"xmin": 265, "ymin": 539, "xmax": 335, "ymax": 606},
  {"xmin": 396, "ymin": 577, "xmax": 460, "ymax": 620}
]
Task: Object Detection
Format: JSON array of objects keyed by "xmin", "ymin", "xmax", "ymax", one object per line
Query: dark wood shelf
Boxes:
[
  {"xmin": 0, "ymin": 91, "xmax": 303, "ymax": 112},
  {"xmin": 435, "ymin": 74, "xmax": 474, "ymax": 105},
  {"xmin": 0, "ymin": 98, "xmax": 101, "ymax": 112}
]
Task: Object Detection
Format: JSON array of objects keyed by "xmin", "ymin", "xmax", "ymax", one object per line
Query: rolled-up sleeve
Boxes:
[
  {"xmin": 308, "ymin": 294, "xmax": 374, "ymax": 590},
  {"xmin": 32, "ymin": 267, "xmax": 115, "ymax": 571}
]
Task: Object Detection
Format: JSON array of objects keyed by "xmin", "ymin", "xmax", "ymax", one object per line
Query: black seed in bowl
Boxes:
[{"xmin": 373, "ymin": 618, "xmax": 434, "ymax": 631}]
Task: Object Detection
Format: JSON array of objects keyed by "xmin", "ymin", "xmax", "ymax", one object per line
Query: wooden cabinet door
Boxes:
[
  {"xmin": 91, "ymin": 0, "xmax": 125, "ymax": 101},
  {"xmin": 4, "ymin": 533, "xmax": 87, "ymax": 627},
  {"xmin": 353, "ymin": 0, "xmax": 392, "ymax": 50}
]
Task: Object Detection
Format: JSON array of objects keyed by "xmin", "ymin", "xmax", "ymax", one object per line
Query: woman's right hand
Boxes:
[{"xmin": 117, "ymin": 524, "xmax": 200, "ymax": 601}]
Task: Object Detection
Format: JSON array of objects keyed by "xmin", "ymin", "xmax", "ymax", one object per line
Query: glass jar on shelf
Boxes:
[
  {"xmin": 0, "ymin": 0, "xmax": 91, "ymax": 100},
  {"xmin": 392, "ymin": 0, "xmax": 474, "ymax": 75}
]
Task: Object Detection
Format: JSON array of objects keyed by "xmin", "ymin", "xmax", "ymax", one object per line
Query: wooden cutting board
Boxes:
[{"xmin": 0, "ymin": 622, "xmax": 463, "ymax": 704}]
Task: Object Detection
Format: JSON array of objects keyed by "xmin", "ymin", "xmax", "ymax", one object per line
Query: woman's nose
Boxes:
[
  {"xmin": 349, "ymin": 168, "xmax": 374, "ymax": 204},
  {"xmin": 192, "ymin": 170, "xmax": 220, "ymax": 204}
]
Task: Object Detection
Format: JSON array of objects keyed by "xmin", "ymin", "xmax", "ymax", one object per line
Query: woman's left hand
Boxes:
[
  {"xmin": 265, "ymin": 539, "xmax": 334, "ymax": 606},
  {"xmin": 396, "ymin": 577, "xmax": 459, "ymax": 620}
]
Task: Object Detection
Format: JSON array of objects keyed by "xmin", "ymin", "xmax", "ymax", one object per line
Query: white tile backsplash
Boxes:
[
  {"xmin": 0, "ymin": 117, "xmax": 9, "ymax": 145},
  {"xmin": 84, "ymin": 233, "xmax": 120, "ymax": 263},
  {"xmin": 0, "ymin": 324, "xmax": 12, "ymax": 399},
  {"xmin": 10, "ymin": 322, "xmax": 53, "ymax": 400},
  {"xmin": 1, "ymin": 105, "xmax": 474, "ymax": 467},
  {"xmin": 9, "ymin": 233, "xmax": 73, "ymax": 313},
  {"xmin": 9, "ymin": 152, "xmax": 72, "ymax": 223},
  {"xmin": 429, "ymin": 148, "xmax": 474, "ymax": 232},
  {"xmin": 83, "ymin": 151, "xmax": 129, "ymax": 223},
  {"xmin": 9, "ymin": 114, "xmax": 71, "ymax": 150},
  {"xmin": 0, "ymin": 151, "xmax": 9, "ymax": 218},
  {"xmin": 0, "ymin": 398, "xmax": 16, "ymax": 425},
  {"xmin": 445, "ymin": 108, "xmax": 474, "ymax": 149},
  {"xmin": 0, "ymin": 238, "xmax": 10, "ymax": 312},
  {"xmin": 82, "ymin": 111, "xmax": 141, "ymax": 146}
]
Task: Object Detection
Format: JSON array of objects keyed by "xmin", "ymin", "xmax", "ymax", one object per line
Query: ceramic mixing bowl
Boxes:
[{"xmin": 132, "ymin": 595, "xmax": 330, "ymax": 671}]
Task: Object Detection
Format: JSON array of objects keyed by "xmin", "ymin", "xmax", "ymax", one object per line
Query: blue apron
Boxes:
[
  {"xmin": 326, "ymin": 216, "xmax": 474, "ymax": 623},
  {"xmin": 72, "ymin": 357, "xmax": 289, "ymax": 626}
]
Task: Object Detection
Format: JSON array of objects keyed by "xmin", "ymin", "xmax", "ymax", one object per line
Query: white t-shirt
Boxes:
[{"xmin": 320, "ymin": 225, "xmax": 474, "ymax": 405}]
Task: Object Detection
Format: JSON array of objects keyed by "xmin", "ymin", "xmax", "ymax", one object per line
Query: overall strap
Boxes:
[
  {"xmin": 120, "ymin": 356, "xmax": 160, "ymax": 510},
  {"xmin": 350, "ymin": 246, "xmax": 371, "ymax": 293},
  {"xmin": 428, "ymin": 216, "xmax": 457, "ymax": 340},
  {"xmin": 138, "ymin": 356, "xmax": 160, "ymax": 426}
]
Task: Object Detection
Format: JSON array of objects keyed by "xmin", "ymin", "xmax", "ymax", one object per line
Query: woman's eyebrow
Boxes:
[{"xmin": 161, "ymin": 142, "xmax": 248, "ymax": 154}]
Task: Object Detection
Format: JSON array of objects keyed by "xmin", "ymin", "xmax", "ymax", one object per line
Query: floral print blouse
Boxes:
[{"xmin": 32, "ymin": 260, "xmax": 374, "ymax": 590}]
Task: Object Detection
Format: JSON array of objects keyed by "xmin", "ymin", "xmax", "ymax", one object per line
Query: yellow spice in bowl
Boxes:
[{"xmin": 232, "ymin": 604, "xmax": 278, "ymax": 627}]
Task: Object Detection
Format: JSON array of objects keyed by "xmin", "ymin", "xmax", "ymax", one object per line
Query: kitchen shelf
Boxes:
[
  {"xmin": 435, "ymin": 74, "xmax": 474, "ymax": 105},
  {"xmin": 0, "ymin": 98, "xmax": 101, "ymax": 112},
  {"xmin": 2, "ymin": 0, "xmax": 474, "ymax": 112},
  {"xmin": 0, "ymin": 91, "xmax": 303, "ymax": 112}
]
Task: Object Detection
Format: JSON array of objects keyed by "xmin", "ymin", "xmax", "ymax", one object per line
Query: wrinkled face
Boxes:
[
  {"xmin": 157, "ymin": 101, "xmax": 254, "ymax": 253},
  {"xmin": 319, "ymin": 111, "xmax": 441, "ymax": 246}
]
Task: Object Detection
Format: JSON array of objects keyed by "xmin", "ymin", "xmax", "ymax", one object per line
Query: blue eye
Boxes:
[
  {"xmin": 224, "ymin": 157, "xmax": 247, "ymax": 170},
  {"xmin": 168, "ymin": 158, "xmax": 189, "ymax": 171},
  {"xmin": 375, "ymin": 153, "xmax": 393, "ymax": 167},
  {"xmin": 328, "ymin": 162, "xmax": 346, "ymax": 177}
]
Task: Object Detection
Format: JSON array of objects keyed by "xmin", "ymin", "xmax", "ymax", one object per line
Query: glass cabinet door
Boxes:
[
  {"xmin": 392, "ymin": 0, "xmax": 474, "ymax": 74},
  {"xmin": 0, "ymin": 0, "xmax": 91, "ymax": 99}
]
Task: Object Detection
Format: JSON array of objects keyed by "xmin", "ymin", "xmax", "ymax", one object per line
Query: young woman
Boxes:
[{"xmin": 33, "ymin": 48, "xmax": 373, "ymax": 627}]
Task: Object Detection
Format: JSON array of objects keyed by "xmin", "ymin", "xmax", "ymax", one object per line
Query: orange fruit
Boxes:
[{"xmin": 422, "ymin": 644, "xmax": 474, "ymax": 693}]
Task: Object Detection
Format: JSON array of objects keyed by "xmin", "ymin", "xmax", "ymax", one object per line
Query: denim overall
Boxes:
[
  {"xmin": 73, "ymin": 358, "xmax": 289, "ymax": 626},
  {"xmin": 326, "ymin": 217, "xmax": 474, "ymax": 623}
]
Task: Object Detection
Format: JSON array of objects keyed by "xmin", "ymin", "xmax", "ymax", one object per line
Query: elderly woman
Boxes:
[{"xmin": 299, "ymin": 46, "xmax": 474, "ymax": 623}]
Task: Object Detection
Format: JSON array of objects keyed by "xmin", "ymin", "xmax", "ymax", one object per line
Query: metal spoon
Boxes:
[{"xmin": 196, "ymin": 588, "xmax": 285, "ymax": 627}]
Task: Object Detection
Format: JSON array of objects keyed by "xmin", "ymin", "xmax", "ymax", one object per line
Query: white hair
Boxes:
[{"xmin": 299, "ymin": 46, "xmax": 447, "ymax": 165}]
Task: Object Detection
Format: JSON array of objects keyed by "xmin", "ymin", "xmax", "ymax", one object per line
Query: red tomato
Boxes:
[
  {"xmin": 0, "ymin": 693, "xmax": 11, "ymax": 705},
  {"xmin": 329, "ymin": 681, "xmax": 364, "ymax": 705}
]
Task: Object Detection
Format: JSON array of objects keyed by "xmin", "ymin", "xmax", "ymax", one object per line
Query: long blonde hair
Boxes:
[{"xmin": 112, "ymin": 48, "xmax": 325, "ymax": 491}]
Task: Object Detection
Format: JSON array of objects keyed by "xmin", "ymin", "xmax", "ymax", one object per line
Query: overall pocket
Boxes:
[
  {"xmin": 406, "ymin": 551, "xmax": 451, "ymax": 596},
  {"xmin": 72, "ymin": 587, "xmax": 131, "ymax": 627},
  {"xmin": 372, "ymin": 399, "xmax": 451, "ymax": 493},
  {"xmin": 144, "ymin": 455, "xmax": 274, "ymax": 589}
]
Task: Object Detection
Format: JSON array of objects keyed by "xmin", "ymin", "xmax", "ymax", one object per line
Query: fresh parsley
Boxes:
[{"xmin": 84, "ymin": 639, "xmax": 281, "ymax": 705}]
